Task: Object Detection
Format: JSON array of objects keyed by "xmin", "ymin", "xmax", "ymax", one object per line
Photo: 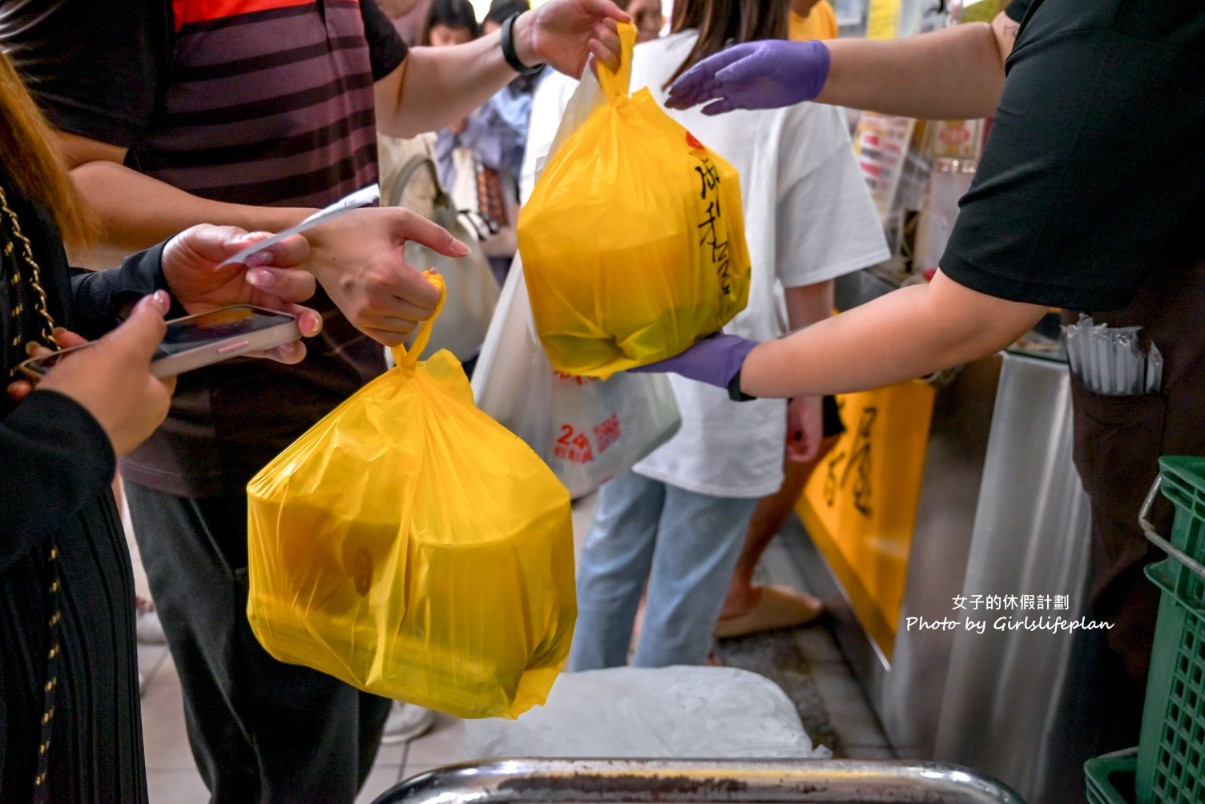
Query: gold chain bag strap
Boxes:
[
  {"xmin": 1, "ymin": 184, "xmax": 65, "ymax": 800},
  {"xmin": 1, "ymin": 184, "xmax": 56, "ymax": 373}
]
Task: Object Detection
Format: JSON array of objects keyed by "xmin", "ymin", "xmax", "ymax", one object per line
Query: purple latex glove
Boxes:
[
  {"xmin": 665, "ymin": 40, "xmax": 831, "ymax": 116},
  {"xmin": 629, "ymin": 333, "xmax": 758, "ymax": 394}
]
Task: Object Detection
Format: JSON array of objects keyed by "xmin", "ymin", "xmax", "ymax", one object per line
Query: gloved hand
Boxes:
[
  {"xmin": 665, "ymin": 40, "xmax": 831, "ymax": 116},
  {"xmin": 629, "ymin": 333, "xmax": 759, "ymax": 395}
]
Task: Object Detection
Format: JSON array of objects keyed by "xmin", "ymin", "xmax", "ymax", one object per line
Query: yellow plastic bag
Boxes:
[
  {"xmin": 246, "ymin": 274, "xmax": 576, "ymax": 719},
  {"xmin": 517, "ymin": 22, "xmax": 751, "ymax": 379}
]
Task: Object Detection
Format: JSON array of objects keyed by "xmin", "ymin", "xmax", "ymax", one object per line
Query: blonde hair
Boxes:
[{"xmin": 0, "ymin": 50, "xmax": 94, "ymax": 247}]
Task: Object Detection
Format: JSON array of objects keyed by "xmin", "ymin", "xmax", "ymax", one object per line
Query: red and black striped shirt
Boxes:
[{"xmin": 2, "ymin": 0, "xmax": 410, "ymax": 495}]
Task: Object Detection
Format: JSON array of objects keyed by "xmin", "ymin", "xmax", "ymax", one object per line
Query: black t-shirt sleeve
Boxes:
[
  {"xmin": 361, "ymin": 0, "xmax": 409, "ymax": 80},
  {"xmin": 0, "ymin": 0, "xmax": 170, "ymax": 146},
  {"xmin": 940, "ymin": 1, "xmax": 1205, "ymax": 312}
]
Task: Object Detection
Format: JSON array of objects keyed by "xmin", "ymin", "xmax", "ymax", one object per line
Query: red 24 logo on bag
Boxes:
[{"xmin": 553, "ymin": 413, "xmax": 623, "ymax": 465}]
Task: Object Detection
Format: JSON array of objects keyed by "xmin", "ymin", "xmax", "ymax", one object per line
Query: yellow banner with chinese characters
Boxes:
[{"xmin": 796, "ymin": 380, "xmax": 935, "ymax": 661}]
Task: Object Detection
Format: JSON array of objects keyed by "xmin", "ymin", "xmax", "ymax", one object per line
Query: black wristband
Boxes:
[
  {"xmin": 501, "ymin": 12, "xmax": 544, "ymax": 76},
  {"xmin": 727, "ymin": 369, "xmax": 757, "ymax": 402}
]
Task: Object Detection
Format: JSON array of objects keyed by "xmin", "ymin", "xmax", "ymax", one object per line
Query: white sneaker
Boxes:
[
  {"xmin": 381, "ymin": 702, "xmax": 436, "ymax": 744},
  {"xmin": 135, "ymin": 596, "xmax": 167, "ymax": 645}
]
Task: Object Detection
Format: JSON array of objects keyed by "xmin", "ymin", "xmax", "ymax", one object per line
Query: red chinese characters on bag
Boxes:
[{"xmin": 553, "ymin": 411, "xmax": 624, "ymax": 465}]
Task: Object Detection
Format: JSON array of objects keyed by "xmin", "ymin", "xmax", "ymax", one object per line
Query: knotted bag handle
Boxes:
[
  {"xmin": 596, "ymin": 22, "xmax": 637, "ymax": 102},
  {"xmin": 390, "ymin": 271, "xmax": 446, "ymax": 368}
]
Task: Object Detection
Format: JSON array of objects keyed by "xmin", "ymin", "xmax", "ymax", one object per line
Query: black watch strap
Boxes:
[
  {"xmin": 727, "ymin": 370, "xmax": 757, "ymax": 402},
  {"xmin": 501, "ymin": 12, "xmax": 544, "ymax": 76}
]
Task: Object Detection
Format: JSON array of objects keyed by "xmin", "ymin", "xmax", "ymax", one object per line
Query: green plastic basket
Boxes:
[
  {"xmin": 1084, "ymin": 753, "xmax": 1136, "ymax": 804},
  {"xmin": 1134, "ymin": 456, "xmax": 1205, "ymax": 804},
  {"xmin": 1156, "ymin": 456, "xmax": 1205, "ymax": 601}
]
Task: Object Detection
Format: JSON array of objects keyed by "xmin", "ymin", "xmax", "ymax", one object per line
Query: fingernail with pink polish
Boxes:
[
  {"xmin": 302, "ymin": 312, "xmax": 322, "ymax": 336},
  {"xmin": 247, "ymin": 268, "xmax": 274, "ymax": 287}
]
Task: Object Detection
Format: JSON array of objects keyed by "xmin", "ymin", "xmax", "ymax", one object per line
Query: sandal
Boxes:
[{"xmin": 715, "ymin": 585, "xmax": 823, "ymax": 639}]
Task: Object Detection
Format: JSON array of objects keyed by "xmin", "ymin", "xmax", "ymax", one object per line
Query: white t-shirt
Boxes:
[{"xmin": 628, "ymin": 32, "xmax": 890, "ymax": 498}]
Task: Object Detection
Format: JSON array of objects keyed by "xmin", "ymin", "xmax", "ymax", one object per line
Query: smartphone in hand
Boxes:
[{"xmin": 17, "ymin": 305, "xmax": 302, "ymax": 382}]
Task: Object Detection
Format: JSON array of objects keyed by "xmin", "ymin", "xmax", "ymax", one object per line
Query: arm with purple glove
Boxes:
[
  {"xmin": 632, "ymin": 333, "xmax": 760, "ymax": 400},
  {"xmin": 640, "ymin": 10, "xmax": 1036, "ymax": 400},
  {"xmin": 664, "ymin": 12, "xmax": 1019, "ymax": 120},
  {"xmin": 632, "ymin": 271, "xmax": 1048, "ymax": 402}
]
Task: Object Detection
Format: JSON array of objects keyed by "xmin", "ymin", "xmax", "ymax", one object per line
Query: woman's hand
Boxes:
[
  {"xmin": 629, "ymin": 333, "xmax": 759, "ymax": 393},
  {"xmin": 785, "ymin": 396, "xmax": 825, "ymax": 463},
  {"xmin": 515, "ymin": 0, "xmax": 629, "ymax": 77},
  {"xmin": 161, "ymin": 224, "xmax": 323, "ymax": 363},
  {"xmin": 666, "ymin": 41, "xmax": 831, "ymax": 115},
  {"xmin": 35, "ymin": 293, "xmax": 176, "ymax": 456}
]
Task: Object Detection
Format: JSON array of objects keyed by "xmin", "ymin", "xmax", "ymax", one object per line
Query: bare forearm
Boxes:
[
  {"xmin": 68, "ymin": 161, "xmax": 311, "ymax": 267},
  {"xmin": 783, "ymin": 281, "xmax": 835, "ymax": 331},
  {"xmin": 376, "ymin": 2, "xmax": 626, "ymax": 137},
  {"xmin": 741, "ymin": 272, "xmax": 1047, "ymax": 399},
  {"xmin": 817, "ymin": 21, "xmax": 1007, "ymax": 120},
  {"xmin": 783, "ymin": 282, "xmax": 835, "ymax": 410},
  {"xmin": 378, "ymin": 37, "xmax": 518, "ymax": 138}
]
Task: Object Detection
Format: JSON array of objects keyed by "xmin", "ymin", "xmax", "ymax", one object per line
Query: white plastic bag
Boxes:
[
  {"xmin": 463, "ymin": 666, "xmax": 829, "ymax": 759},
  {"xmin": 472, "ymin": 257, "xmax": 680, "ymax": 498}
]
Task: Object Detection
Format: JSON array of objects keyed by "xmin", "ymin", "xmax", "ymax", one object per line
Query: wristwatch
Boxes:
[
  {"xmin": 501, "ymin": 12, "xmax": 545, "ymax": 77},
  {"xmin": 727, "ymin": 370, "xmax": 757, "ymax": 402}
]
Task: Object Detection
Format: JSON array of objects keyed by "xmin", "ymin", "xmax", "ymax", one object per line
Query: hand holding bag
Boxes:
[
  {"xmin": 517, "ymin": 23, "xmax": 752, "ymax": 379},
  {"xmin": 386, "ymin": 156, "xmax": 501, "ymax": 361},
  {"xmin": 247, "ymin": 274, "xmax": 576, "ymax": 718}
]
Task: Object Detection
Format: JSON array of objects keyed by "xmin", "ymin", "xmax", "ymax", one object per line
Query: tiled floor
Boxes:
[
  {"xmin": 130, "ymin": 490, "xmax": 893, "ymax": 803},
  {"xmin": 751, "ymin": 533, "xmax": 896, "ymax": 761}
]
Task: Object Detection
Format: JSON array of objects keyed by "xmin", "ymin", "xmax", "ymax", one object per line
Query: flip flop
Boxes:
[{"xmin": 715, "ymin": 585, "xmax": 824, "ymax": 639}]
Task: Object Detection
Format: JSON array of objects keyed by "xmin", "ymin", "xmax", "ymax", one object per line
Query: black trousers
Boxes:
[{"xmin": 125, "ymin": 483, "xmax": 392, "ymax": 803}]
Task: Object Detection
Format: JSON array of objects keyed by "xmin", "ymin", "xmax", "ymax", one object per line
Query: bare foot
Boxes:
[{"xmin": 715, "ymin": 585, "xmax": 823, "ymax": 639}]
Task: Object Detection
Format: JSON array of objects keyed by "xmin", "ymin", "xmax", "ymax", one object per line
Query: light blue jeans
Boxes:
[{"xmin": 569, "ymin": 470, "xmax": 759, "ymax": 670}]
